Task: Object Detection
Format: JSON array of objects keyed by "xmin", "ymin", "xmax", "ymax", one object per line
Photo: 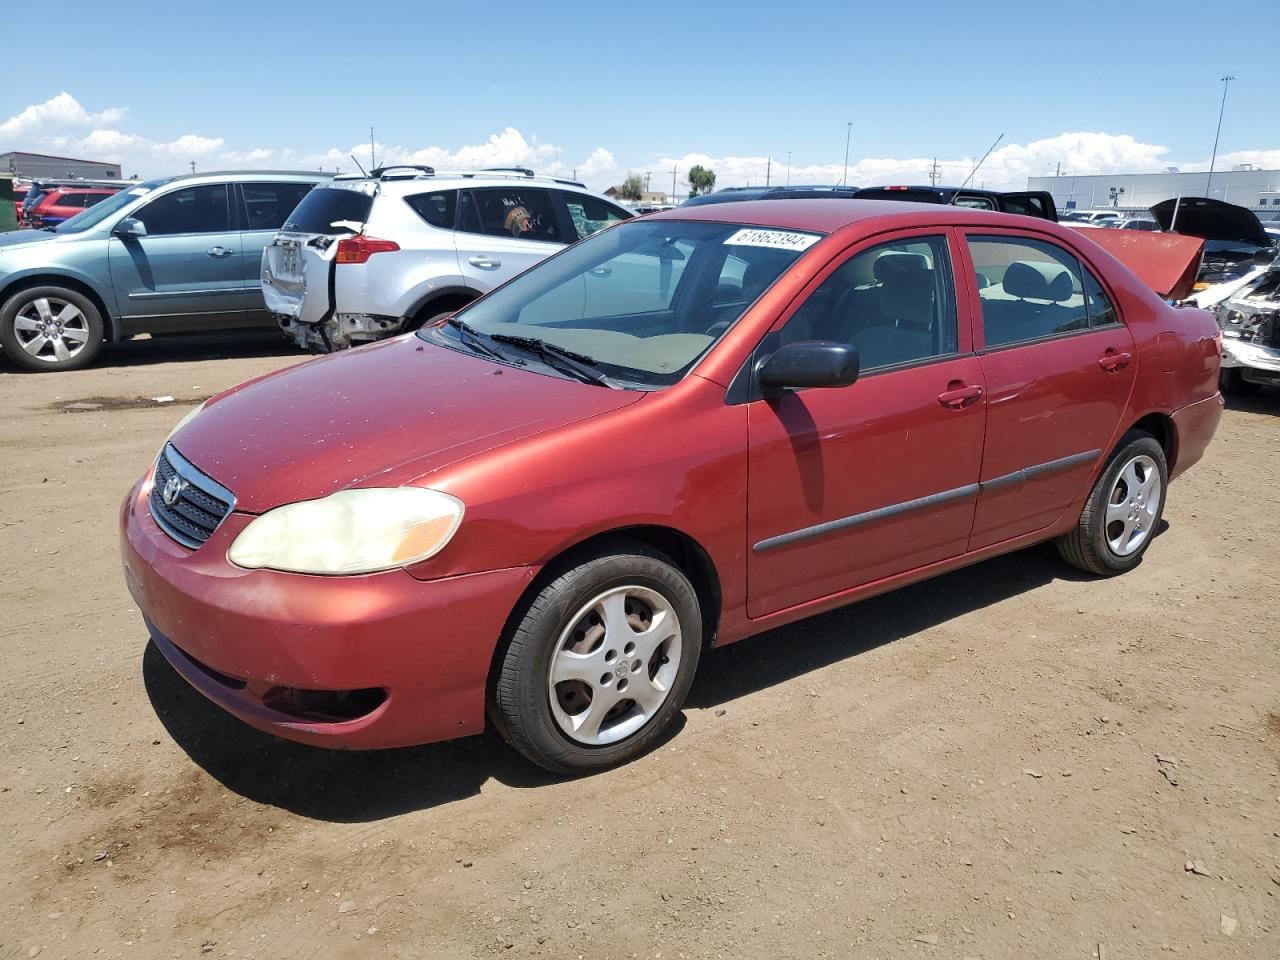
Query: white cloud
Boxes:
[{"xmin": 0, "ymin": 92, "xmax": 124, "ymax": 139}]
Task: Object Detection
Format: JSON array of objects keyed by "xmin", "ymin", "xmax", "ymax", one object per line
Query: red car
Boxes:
[
  {"xmin": 120, "ymin": 200, "xmax": 1223, "ymax": 772},
  {"xmin": 27, "ymin": 187, "xmax": 119, "ymax": 227}
]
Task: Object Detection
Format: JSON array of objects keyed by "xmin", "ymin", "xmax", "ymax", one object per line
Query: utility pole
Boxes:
[
  {"xmin": 1206, "ymin": 74, "xmax": 1235, "ymax": 198},
  {"xmin": 765, "ymin": 157, "xmax": 771, "ymax": 186},
  {"xmin": 645, "ymin": 171, "xmax": 651, "ymax": 192},
  {"xmin": 672, "ymin": 166, "xmax": 678, "ymax": 199},
  {"xmin": 786, "ymin": 151, "xmax": 791, "ymax": 187},
  {"xmin": 928, "ymin": 158, "xmax": 941, "ymax": 186},
  {"xmin": 1055, "ymin": 160, "xmax": 1062, "ymax": 177},
  {"xmin": 189, "ymin": 161, "xmax": 196, "ymax": 174},
  {"xmin": 370, "ymin": 126, "xmax": 376, "ymax": 171},
  {"xmin": 842, "ymin": 122, "xmax": 852, "ymax": 186}
]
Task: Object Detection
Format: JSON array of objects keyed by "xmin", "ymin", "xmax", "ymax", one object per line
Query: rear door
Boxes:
[
  {"xmin": 745, "ymin": 229, "xmax": 987, "ymax": 616},
  {"xmin": 237, "ymin": 180, "xmax": 319, "ymax": 320},
  {"xmin": 962, "ymin": 231, "xmax": 1137, "ymax": 549},
  {"xmin": 455, "ymin": 187, "xmax": 566, "ymax": 292},
  {"xmin": 107, "ymin": 182, "xmax": 245, "ymax": 331}
]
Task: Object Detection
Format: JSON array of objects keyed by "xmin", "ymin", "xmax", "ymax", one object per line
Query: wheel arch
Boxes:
[
  {"xmin": 484, "ymin": 524, "xmax": 723, "ymax": 712},
  {"xmin": 1125, "ymin": 411, "xmax": 1177, "ymax": 472},
  {"xmin": 0, "ymin": 273, "xmax": 118, "ymax": 342},
  {"xmin": 404, "ymin": 285, "xmax": 476, "ymax": 329}
]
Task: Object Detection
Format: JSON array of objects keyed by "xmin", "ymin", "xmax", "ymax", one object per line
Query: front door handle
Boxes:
[
  {"xmin": 468, "ymin": 256, "xmax": 501, "ymax": 269},
  {"xmin": 1097, "ymin": 349, "xmax": 1132, "ymax": 372},
  {"xmin": 207, "ymin": 246, "xmax": 235, "ymax": 258},
  {"xmin": 938, "ymin": 383, "xmax": 984, "ymax": 409}
]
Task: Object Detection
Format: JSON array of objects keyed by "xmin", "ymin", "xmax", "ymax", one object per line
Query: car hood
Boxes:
[
  {"xmin": 1150, "ymin": 197, "xmax": 1271, "ymax": 248},
  {"xmin": 0, "ymin": 229, "xmax": 59, "ymax": 251},
  {"xmin": 172, "ymin": 335, "xmax": 644, "ymax": 513}
]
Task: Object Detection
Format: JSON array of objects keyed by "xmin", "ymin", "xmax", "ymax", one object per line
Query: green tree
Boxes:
[
  {"xmin": 617, "ymin": 174, "xmax": 645, "ymax": 201},
  {"xmin": 687, "ymin": 165, "xmax": 716, "ymax": 197}
]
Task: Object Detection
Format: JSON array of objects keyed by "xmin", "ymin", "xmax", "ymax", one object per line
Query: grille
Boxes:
[{"xmin": 149, "ymin": 444, "xmax": 235, "ymax": 549}]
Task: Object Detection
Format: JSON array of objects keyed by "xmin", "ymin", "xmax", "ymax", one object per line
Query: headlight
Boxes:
[
  {"xmin": 228, "ymin": 488, "xmax": 464, "ymax": 575},
  {"xmin": 164, "ymin": 401, "xmax": 207, "ymax": 446}
]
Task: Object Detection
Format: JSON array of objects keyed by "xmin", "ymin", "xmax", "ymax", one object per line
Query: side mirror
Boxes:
[
  {"xmin": 1254, "ymin": 247, "xmax": 1277, "ymax": 265},
  {"xmin": 112, "ymin": 217, "xmax": 146, "ymax": 239},
  {"xmin": 757, "ymin": 341, "xmax": 860, "ymax": 392}
]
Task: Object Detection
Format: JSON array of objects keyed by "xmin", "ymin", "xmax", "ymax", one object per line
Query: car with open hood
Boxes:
[{"xmin": 121, "ymin": 198, "xmax": 1223, "ymax": 773}]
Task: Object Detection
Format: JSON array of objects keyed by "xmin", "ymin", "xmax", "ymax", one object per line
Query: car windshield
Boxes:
[
  {"xmin": 55, "ymin": 182, "xmax": 165, "ymax": 233},
  {"xmin": 423, "ymin": 218, "xmax": 821, "ymax": 388}
]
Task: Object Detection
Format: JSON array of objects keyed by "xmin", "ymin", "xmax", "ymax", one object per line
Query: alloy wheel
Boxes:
[
  {"xmin": 1105, "ymin": 454, "xmax": 1162, "ymax": 557},
  {"xmin": 13, "ymin": 296, "xmax": 91, "ymax": 364},
  {"xmin": 547, "ymin": 585, "xmax": 683, "ymax": 746}
]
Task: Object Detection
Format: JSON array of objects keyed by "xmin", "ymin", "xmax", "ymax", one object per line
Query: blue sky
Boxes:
[{"xmin": 3, "ymin": 0, "xmax": 1278, "ymax": 193}]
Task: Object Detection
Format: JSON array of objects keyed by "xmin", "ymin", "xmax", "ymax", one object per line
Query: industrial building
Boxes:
[
  {"xmin": 1027, "ymin": 166, "xmax": 1280, "ymax": 213},
  {"xmin": 1, "ymin": 151, "xmax": 123, "ymax": 181}
]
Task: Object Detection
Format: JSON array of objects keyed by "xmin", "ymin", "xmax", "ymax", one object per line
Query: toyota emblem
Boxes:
[{"xmin": 162, "ymin": 474, "xmax": 187, "ymax": 507}]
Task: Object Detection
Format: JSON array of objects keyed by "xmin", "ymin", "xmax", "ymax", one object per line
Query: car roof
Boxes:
[{"xmin": 644, "ymin": 198, "xmax": 1056, "ymax": 234}]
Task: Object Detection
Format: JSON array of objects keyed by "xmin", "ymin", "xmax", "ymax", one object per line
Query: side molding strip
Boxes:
[{"xmin": 752, "ymin": 448, "xmax": 1102, "ymax": 554}]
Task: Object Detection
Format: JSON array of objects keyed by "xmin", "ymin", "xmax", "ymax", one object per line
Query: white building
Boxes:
[{"xmin": 1026, "ymin": 166, "xmax": 1280, "ymax": 213}]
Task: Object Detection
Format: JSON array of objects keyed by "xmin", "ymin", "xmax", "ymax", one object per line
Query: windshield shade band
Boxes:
[{"xmin": 753, "ymin": 449, "xmax": 1102, "ymax": 554}]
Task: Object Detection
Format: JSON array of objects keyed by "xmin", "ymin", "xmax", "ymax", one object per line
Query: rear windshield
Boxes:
[{"xmin": 282, "ymin": 187, "xmax": 373, "ymax": 235}]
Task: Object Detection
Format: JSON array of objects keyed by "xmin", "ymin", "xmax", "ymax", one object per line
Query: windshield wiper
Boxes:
[
  {"xmin": 487, "ymin": 334, "xmax": 618, "ymax": 388},
  {"xmin": 445, "ymin": 317, "xmax": 516, "ymax": 363}
]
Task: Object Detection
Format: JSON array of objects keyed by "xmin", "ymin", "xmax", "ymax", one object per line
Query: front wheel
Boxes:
[
  {"xmin": 1056, "ymin": 432, "xmax": 1168, "ymax": 576},
  {"xmin": 0, "ymin": 285, "xmax": 104, "ymax": 371},
  {"xmin": 492, "ymin": 542, "xmax": 702, "ymax": 774}
]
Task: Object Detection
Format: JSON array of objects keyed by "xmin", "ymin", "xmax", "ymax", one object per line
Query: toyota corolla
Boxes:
[{"xmin": 121, "ymin": 200, "xmax": 1223, "ymax": 773}]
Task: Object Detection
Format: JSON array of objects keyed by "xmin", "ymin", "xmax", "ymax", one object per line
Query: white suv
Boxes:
[{"xmin": 261, "ymin": 166, "xmax": 632, "ymax": 350}]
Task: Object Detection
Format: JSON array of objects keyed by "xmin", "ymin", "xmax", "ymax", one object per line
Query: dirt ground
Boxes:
[{"xmin": 1, "ymin": 334, "xmax": 1277, "ymax": 960}]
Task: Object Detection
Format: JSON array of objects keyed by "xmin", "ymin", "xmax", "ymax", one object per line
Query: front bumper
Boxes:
[
  {"xmin": 120, "ymin": 476, "xmax": 535, "ymax": 749},
  {"xmin": 1221, "ymin": 336, "xmax": 1280, "ymax": 376}
]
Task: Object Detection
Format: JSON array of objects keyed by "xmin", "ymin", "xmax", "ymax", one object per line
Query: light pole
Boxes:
[
  {"xmin": 841, "ymin": 122, "xmax": 852, "ymax": 186},
  {"xmin": 1206, "ymin": 74, "xmax": 1234, "ymax": 198},
  {"xmin": 786, "ymin": 150, "xmax": 791, "ymax": 186}
]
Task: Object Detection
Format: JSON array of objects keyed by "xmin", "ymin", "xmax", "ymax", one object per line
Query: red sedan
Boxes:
[{"xmin": 120, "ymin": 200, "xmax": 1223, "ymax": 772}]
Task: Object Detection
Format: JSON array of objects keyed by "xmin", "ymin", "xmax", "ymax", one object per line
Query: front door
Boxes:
[
  {"xmin": 455, "ymin": 187, "xmax": 565, "ymax": 294},
  {"xmin": 107, "ymin": 182, "xmax": 245, "ymax": 331},
  {"xmin": 962, "ymin": 231, "xmax": 1137, "ymax": 549},
  {"xmin": 746, "ymin": 231, "xmax": 987, "ymax": 618}
]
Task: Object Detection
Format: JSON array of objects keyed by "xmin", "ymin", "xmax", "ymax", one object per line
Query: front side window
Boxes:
[
  {"xmin": 561, "ymin": 191, "xmax": 630, "ymax": 240},
  {"xmin": 427, "ymin": 219, "xmax": 819, "ymax": 387},
  {"xmin": 459, "ymin": 188, "xmax": 563, "ymax": 243},
  {"xmin": 779, "ymin": 235, "xmax": 958, "ymax": 371},
  {"xmin": 242, "ymin": 182, "xmax": 317, "ymax": 231},
  {"xmin": 967, "ymin": 236, "xmax": 1088, "ymax": 348},
  {"xmin": 134, "ymin": 184, "xmax": 231, "ymax": 236}
]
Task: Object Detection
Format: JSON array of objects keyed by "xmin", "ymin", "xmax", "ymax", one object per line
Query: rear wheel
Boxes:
[
  {"xmin": 0, "ymin": 285, "xmax": 104, "ymax": 372},
  {"xmin": 1057, "ymin": 432, "xmax": 1167, "ymax": 576},
  {"xmin": 492, "ymin": 542, "xmax": 701, "ymax": 774}
]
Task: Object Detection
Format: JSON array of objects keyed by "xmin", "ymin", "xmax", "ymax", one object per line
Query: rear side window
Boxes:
[
  {"xmin": 54, "ymin": 194, "xmax": 87, "ymax": 208},
  {"xmin": 242, "ymin": 182, "xmax": 318, "ymax": 231},
  {"xmin": 1083, "ymin": 268, "xmax": 1118, "ymax": 327},
  {"xmin": 404, "ymin": 190, "xmax": 457, "ymax": 229},
  {"xmin": 967, "ymin": 236, "xmax": 1089, "ymax": 348},
  {"xmin": 282, "ymin": 186, "xmax": 373, "ymax": 235},
  {"xmin": 458, "ymin": 188, "xmax": 564, "ymax": 244},
  {"xmin": 133, "ymin": 184, "xmax": 231, "ymax": 236},
  {"xmin": 560, "ymin": 191, "xmax": 630, "ymax": 240}
]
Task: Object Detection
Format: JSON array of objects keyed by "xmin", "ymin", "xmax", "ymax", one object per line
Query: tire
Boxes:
[
  {"xmin": 1056, "ymin": 431, "xmax": 1168, "ymax": 576},
  {"xmin": 409, "ymin": 303, "xmax": 472, "ymax": 332},
  {"xmin": 492, "ymin": 540, "xmax": 702, "ymax": 774},
  {"xmin": 1220, "ymin": 367, "xmax": 1258, "ymax": 396},
  {"xmin": 0, "ymin": 285, "xmax": 104, "ymax": 372}
]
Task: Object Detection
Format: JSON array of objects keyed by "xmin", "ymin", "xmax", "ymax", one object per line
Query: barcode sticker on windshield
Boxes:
[{"xmin": 724, "ymin": 228, "xmax": 821, "ymax": 251}]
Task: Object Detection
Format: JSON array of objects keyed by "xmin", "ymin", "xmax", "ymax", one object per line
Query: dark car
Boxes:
[
  {"xmin": 122, "ymin": 199, "xmax": 1222, "ymax": 773},
  {"xmin": 684, "ymin": 184, "xmax": 1057, "ymax": 221},
  {"xmin": 682, "ymin": 185, "xmax": 861, "ymax": 207}
]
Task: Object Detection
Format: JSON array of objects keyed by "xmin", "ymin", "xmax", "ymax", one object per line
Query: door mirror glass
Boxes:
[
  {"xmin": 758, "ymin": 341, "xmax": 860, "ymax": 391},
  {"xmin": 112, "ymin": 217, "xmax": 147, "ymax": 238}
]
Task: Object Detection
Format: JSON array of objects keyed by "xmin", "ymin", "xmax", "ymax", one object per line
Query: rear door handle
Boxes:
[
  {"xmin": 207, "ymin": 246, "xmax": 235, "ymax": 258},
  {"xmin": 938, "ymin": 384, "xmax": 983, "ymax": 409},
  {"xmin": 468, "ymin": 256, "xmax": 501, "ymax": 269},
  {"xmin": 1097, "ymin": 350, "xmax": 1132, "ymax": 372}
]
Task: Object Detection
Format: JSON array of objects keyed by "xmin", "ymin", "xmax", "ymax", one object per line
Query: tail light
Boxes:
[{"xmin": 335, "ymin": 235, "xmax": 400, "ymax": 264}]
